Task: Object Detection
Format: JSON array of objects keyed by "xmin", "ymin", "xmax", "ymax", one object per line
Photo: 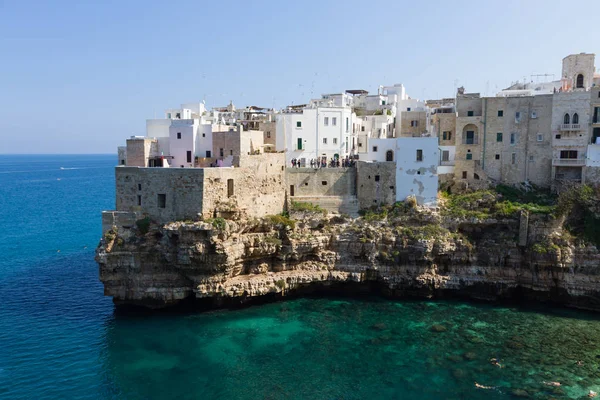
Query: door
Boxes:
[
  {"xmin": 297, "ymin": 138, "xmax": 303, "ymax": 150},
  {"xmin": 290, "ymin": 185, "xmax": 295, "ymax": 197}
]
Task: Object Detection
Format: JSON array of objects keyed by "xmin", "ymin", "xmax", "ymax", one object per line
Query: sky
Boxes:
[{"xmin": 0, "ymin": 0, "xmax": 599, "ymax": 154}]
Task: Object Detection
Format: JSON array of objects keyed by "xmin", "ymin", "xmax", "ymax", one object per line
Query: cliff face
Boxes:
[{"xmin": 96, "ymin": 210, "xmax": 600, "ymax": 311}]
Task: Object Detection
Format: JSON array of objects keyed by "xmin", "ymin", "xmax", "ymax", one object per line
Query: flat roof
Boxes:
[{"xmin": 345, "ymin": 89, "xmax": 369, "ymax": 95}]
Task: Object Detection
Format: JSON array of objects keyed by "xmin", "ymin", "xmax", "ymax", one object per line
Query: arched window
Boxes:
[
  {"xmin": 564, "ymin": 113, "xmax": 570, "ymax": 124},
  {"xmin": 573, "ymin": 113, "xmax": 579, "ymax": 124},
  {"xmin": 576, "ymin": 74, "xmax": 584, "ymax": 89},
  {"xmin": 385, "ymin": 150, "xmax": 393, "ymax": 162}
]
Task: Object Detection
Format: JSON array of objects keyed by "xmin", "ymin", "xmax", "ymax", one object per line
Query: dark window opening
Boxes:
[
  {"xmin": 267, "ymin": 131, "xmax": 271, "ymax": 138},
  {"xmin": 206, "ymin": 150, "xmax": 211, "ymax": 157},
  {"xmin": 157, "ymin": 194, "xmax": 166, "ymax": 208},
  {"xmin": 576, "ymin": 74, "xmax": 584, "ymax": 89},
  {"xmin": 290, "ymin": 185, "xmax": 295, "ymax": 196},
  {"xmin": 497, "ymin": 132, "xmax": 502, "ymax": 142},
  {"xmin": 137, "ymin": 195, "xmax": 141, "ymax": 206},
  {"xmin": 120, "ymin": 160, "xmax": 125, "ymax": 165},
  {"xmin": 186, "ymin": 151, "xmax": 192, "ymax": 163},
  {"xmin": 177, "ymin": 132, "xmax": 181, "ymax": 139},
  {"xmin": 375, "ymin": 175, "xmax": 380, "ymax": 182},
  {"xmin": 573, "ymin": 113, "xmax": 579, "ymax": 124},
  {"xmin": 322, "ymin": 181, "xmax": 328, "ymax": 185},
  {"xmin": 175, "ymin": 113, "xmax": 181, "ymax": 119},
  {"xmin": 227, "ymin": 179, "xmax": 234, "ymax": 197},
  {"xmin": 296, "ymin": 121, "xmax": 302, "ymax": 128},
  {"xmin": 564, "ymin": 113, "xmax": 570, "ymax": 124},
  {"xmin": 416, "ymin": 149, "xmax": 423, "ymax": 162},
  {"xmin": 386, "ymin": 150, "xmax": 393, "ymax": 161},
  {"xmin": 467, "ymin": 110, "xmax": 474, "ymax": 117},
  {"xmin": 462, "ymin": 171, "xmax": 467, "ymax": 179},
  {"xmin": 560, "ymin": 150, "xmax": 578, "ymax": 159},
  {"xmin": 495, "ymin": 154, "xmax": 500, "ymax": 160},
  {"xmin": 466, "ymin": 153, "xmax": 472, "ymax": 160},
  {"xmin": 138, "ymin": 184, "xmax": 142, "ymax": 191},
  {"xmin": 474, "ymin": 173, "xmax": 480, "ymax": 180},
  {"xmin": 230, "ymin": 150, "xmax": 233, "ymax": 156},
  {"xmin": 220, "ymin": 148, "xmax": 224, "ymax": 157},
  {"xmin": 498, "ymin": 110, "xmax": 504, "ymax": 117},
  {"xmin": 202, "ymin": 133, "xmax": 206, "ymax": 137},
  {"xmin": 465, "ymin": 131, "xmax": 475, "ymax": 144}
]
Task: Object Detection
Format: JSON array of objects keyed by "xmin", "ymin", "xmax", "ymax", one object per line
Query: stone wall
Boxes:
[
  {"xmin": 356, "ymin": 162, "xmax": 396, "ymax": 209},
  {"xmin": 126, "ymin": 138, "xmax": 157, "ymax": 167},
  {"xmin": 399, "ymin": 111, "xmax": 427, "ymax": 137},
  {"xmin": 434, "ymin": 112, "xmax": 456, "ymax": 145},
  {"xmin": 285, "ymin": 168, "xmax": 356, "ymax": 197}
]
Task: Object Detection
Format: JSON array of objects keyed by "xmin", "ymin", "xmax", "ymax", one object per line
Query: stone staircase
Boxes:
[{"xmin": 291, "ymin": 195, "xmax": 360, "ymax": 217}]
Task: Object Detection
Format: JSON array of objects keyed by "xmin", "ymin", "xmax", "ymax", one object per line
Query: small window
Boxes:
[
  {"xmin": 537, "ymin": 133, "xmax": 543, "ymax": 142},
  {"xmin": 416, "ymin": 149, "xmax": 423, "ymax": 162},
  {"xmin": 323, "ymin": 138, "xmax": 328, "ymax": 144},
  {"xmin": 515, "ymin": 112, "xmax": 521, "ymax": 121},
  {"xmin": 321, "ymin": 181, "xmax": 328, "ymax": 185},
  {"xmin": 407, "ymin": 107, "xmax": 411, "ymax": 111},
  {"xmin": 442, "ymin": 150, "xmax": 449, "ymax": 161},
  {"xmin": 324, "ymin": 117, "xmax": 329, "ymax": 126},
  {"xmin": 333, "ymin": 138, "xmax": 338, "ymax": 144},
  {"xmin": 177, "ymin": 132, "xmax": 181, "ymax": 139},
  {"xmin": 157, "ymin": 194, "xmax": 166, "ymax": 208},
  {"xmin": 564, "ymin": 113, "xmax": 570, "ymax": 124},
  {"xmin": 227, "ymin": 179, "xmax": 234, "ymax": 197},
  {"xmin": 511, "ymin": 153, "xmax": 516, "ymax": 164},
  {"xmin": 267, "ymin": 131, "xmax": 271, "ymax": 138},
  {"xmin": 206, "ymin": 150, "xmax": 211, "ymax": 157},
  {"xmin": 220, "ymin": 148, "xmax": 224, "ymax": 157},
  {"xmin": 120, "ymin": 160, "xmax": 125, "ymax": 165},
  {"xmin": 359, "ymin": 143, "xmax": 362, "ymax": 147},
  {"xmin": 346, "ymin": 117, "xmax": 349, "ymax": 132},
  {"xmin": 375, "ymin": 175, "xmax": 380, "ymax": 182},
  {"xmin": 462, "ymin": 171, "xmax": 467, "ymax": 179},
  {"xmin": 442, "ymin": 131, "xmax": 448, "ymax": 140},
  {"xmin": 529, "ymin": 155, "xmax": 534, "ymax": 162},
  {"xmin": 296, "ymin": 121, "xmax": 302, "ymax": 128},
  {"xmin": 531, "ymin": 111, "xmax": 537, "ymax": 119},
  {"xmin": 137, "ymin": 195, "xmax": 141, "ymax": 206},
  {"xmin": 556, "ymin": 134, "xmax": 561, "ymax": 139},
  {"xmin": 495, "ymin": 154, "xmax": 500, "ymax": 160},
  {"xmin": 138, "ymin": 183, "xmax": 142, "ymax": 191},
  {"xmin": 386, "ymin": 150, "xmax": 394, "ymax": 161},
  {"xmin": 510, "ymin": 133, "xmax": 516, "ymax": 145},
  {"xmin": 466, "ymin": 153, "xmax": 472, "ymax": 160},
  {"xmin": 573, "ymin": 113, "xmax": 579, "ymax": 124},
  {"xmin": 467, "ymin": 111, "xmax": 474, "ymax": 117},
  {"xmin": 497, "ymin": 132, "xmax": 503, "ymax": 142},
  {"xmin": 186, "ymin": 151, "xmax": 192, "ymax": 163},
  {"xmin": 167, "ymin": 113, "xmax": 172, "ymax": 118},
  {"xmin": 498, "ymin": 110, "xmax": 504, "ymax": 117},
  {"xmin": 230, "ymin": 150, "xmax": 233, "ymax": 156},
  {"xmin": 332, "ymin": 117, "xmax": 337, "ymax": 126},
  {"xmin": 411, "ymin": 120, "xmax": 418, "ymax": 127},
  {"xmin": 361, "ymin": 126, "xmax": 365, "ymax": 132},
  {"xmin": 373, "ymin": 146, "xmax": 378, "ymax": 152}
]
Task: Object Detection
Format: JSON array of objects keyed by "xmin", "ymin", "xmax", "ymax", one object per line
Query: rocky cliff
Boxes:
[{"xmin": 96, "ymin": 203, "xmax": 600, "ymax": 311}]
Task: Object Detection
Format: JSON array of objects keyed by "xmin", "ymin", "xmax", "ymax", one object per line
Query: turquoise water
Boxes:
[{"xmin": 1, "ymin": 155, "xmax": 600, "ymax": 399}]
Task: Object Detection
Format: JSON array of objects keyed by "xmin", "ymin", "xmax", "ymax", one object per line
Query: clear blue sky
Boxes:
[{"xmin": 1, "ymin": 0, "xmax": 598, "ymax": 154}]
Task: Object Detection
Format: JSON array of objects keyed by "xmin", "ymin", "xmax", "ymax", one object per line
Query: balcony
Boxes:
[
  {"xmin": 440, "ymin": 160, "xmax": 455, "ymax": 166},
  {"xmin": 552, "ymin": 158, "xmax": 586, "ymax": 166},
  {"xmin": 559, "ymin": 124, "xmax": 581, "ymax": 131}
]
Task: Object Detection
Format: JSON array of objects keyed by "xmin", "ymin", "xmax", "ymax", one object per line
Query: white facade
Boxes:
[
  {"xmin": 396, "ymin": 138, "xmax": 439, "ymax": 206},
  {"xmin": 169, "ymin": 120, "xmax": 196, "ymax": 168},
  {"xmin": 438, "ymin": 145, "xmax": 456, "ymax": 175},
  {"xmin": 277, "ymin": 105, "xmax": 356, "ymax": 165},
  {"xmin": 362, "ymin": 138, "xmax": 396, "ymax": 162}
]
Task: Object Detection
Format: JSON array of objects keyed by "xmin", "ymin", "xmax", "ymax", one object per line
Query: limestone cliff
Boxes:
[{"xmin": 96, "ymin": 205, "xmax": 600, "ymax": 311}]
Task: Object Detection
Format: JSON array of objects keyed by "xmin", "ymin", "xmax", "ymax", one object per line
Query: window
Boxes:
[
  {"xmin": 333, "ymin": 138, "xmax": 338, "ymax": 144},
  {"xmin": 515, "ymin": 112, "xmax": 521, "ymax": 122},
  {"xmin": 564, "ymin": 113, "xmax": 570, "ymax": 124},
  {"xmin": 498, "ymin": 110, "xmax": 504, "ymax": 117},
  {"xmin": 321, "ymin": 181, "xmax": 328, "ymax": 185},
  {"xmin": 386, "ymin": 150, "xmax": 394, "ymax": 161},
  {"xmin": 495, "ymin": 154, "xmax": 500, "ymax": 160},
  {"xmin": 529, "ymin": 155, "xmax": 534, "ymax": 162},
  {"xmin": 560, "ymin": 150, "xmax": 578, "ymax": 159},
  {"xmin": 167, "ymin": 113, "xmax": 172, "ymax": 119},
  {"xmin": 332, "ymin": 117, "xmax": 337, "ymax": 126},
  {"xmin": 186, "ymin": 151, "xmax": 192, "ymax": 163},
  {"xmin": 411, "ymin": 120, "xmax": 419, "ymax": 127},
  {"xmin": 382, "ymin": 100, "xmax": 386, "ymax": 105},
  {"xmin": 531, "ymin": 111, "xmax": 537, "ymax": 119},
  {"xmin": 465, "ymin": 131, "xmax": 475, "ymax": 144},
  {"xmin": 407, "ymin": 107, "xmax": 411, "ymax": 111},
  {"xmin": 157, "ymin": 194, "xmax": 166, "ymax": 208},
  {"xmin": 466, "ymin": 153, "xmax": 472, "ymax": 160},
  {"xmin": 573, "ymin": 113, "xmax": 579, "ymax": 124},
  {"xmin": 230, "ymin": 150, "xmax": 233, "ymax": 156},
  {"xmin": 323, "ymin": 138, "xmax": 328, "ymax": 144},
  {"xmin": 121, "ymin": 160, "xmax": 125, "ymax": 165},
  {"xmin": 497, "ymin": 132, "xmax": 503, "ymax": 142},
  {"xmin": 202, "ymin": 133, "xmax": 206, "ymax": 137},
  {"xmin": 416, "ymin": 149, "xmax": 423, "ymax": 162},
  {"xmin": 175, "ymin": 113, "xmax": 181, "ymax": 119},
  {"xmin": 138, "ymin": 183, "xmax": 142, "ymax": 191},
  {"xmin": 358, "ymin": 143, "xmax": 363, "ymax": 147},
  {"xmin": 462, "ymin": 171, "xmax": 467, "ymax": 179},
  {"xmin": 346, "ymin": 117, "xmax": 349, "ymax": 132},
  {"xmin": 177, "ymin": 132, "xmax": 181, "ymax": 139},
  {"xmin": 296, "ymin": 121, "xmax": 302, "ymax": 128},
  {"xmin": 137, "ymin": 195, "xmax": 141, "ymax": 206},
  {"xmin": 442, "ymin": 131, "xmax": 452, "ymax": 140},
  {"xmin": 442, "ymin": 151, "xmax": 449, "ymax": 162},
  {"xmin": 297, "ymin": 138, "xmax": 303, "ymax": 150},
  {"xmin": 206, "ymin": 150, "xmax": 211, "ymax": 157},
  {"xmin": 511, "ymin": 153, "xmax": 516, "ymax": 164},
  {"xmin": 227, "ymin": 179, "xmax": 234, "ymax": 197},
  {"xmin": 361, "ymin": 126, "xmax": 365, "ymax": 132},
  {"xmin": 467, "ymin": 111, "xmax": 474, "ymax": 117},
  {"xmin": 324, "ymin": 117, "xmax": 329, "ymax": 126},
  {"xmin": 537, "ymin": 133, "xmax": 543, "ymax": 142},
  {"xmin": 556, "ymin": 134, "xmax": 561, "ymax": 139},
  {"xmin": 375, "ymin": 175, "xmax": 380, "ymax": 182},
  {"xmin": 372, "ymin": 146, "xmax": 378, "ymax": 152},
  {"xmin": 267, "ymin": 131, "xmax": 271, "ymax": 138},
  {"xmin": 510, "ymin": 133, "xmax": 516, "ymax": 145},
  {"xmin": 220, "ymin": 148, "xmax": 224, "ymax": 157},
  {"xmin": 576, "ymin": 74, "xmax": 584, "ymax": 89}
]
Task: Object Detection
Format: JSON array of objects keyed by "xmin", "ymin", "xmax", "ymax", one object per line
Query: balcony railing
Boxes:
[
  {"xmin": 559, "ymin": 124, "xmax": 581, "ymax": 131},
  {"xmin": 462, "ymin": 138, "xmax": 479, "ymax": 145},
  {"xmin": 552, "ymin": 158, "xmax": 586, "ymax": 166}
]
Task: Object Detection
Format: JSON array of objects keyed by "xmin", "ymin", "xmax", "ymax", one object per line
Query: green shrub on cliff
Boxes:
[
  {"xmin": 135, "ymin": 217, "xmax": 151, "ymax": 234},
  {"xmin": 207, "ymin": 217, "xmax": 226, "ymax": 230},
  {"xmin": 291, "ymin": 201, "xmax": 327, "ymax": 215},
  {"xmin": 268, "ymin": 214, "xmax": 296, "ymax": 230}
]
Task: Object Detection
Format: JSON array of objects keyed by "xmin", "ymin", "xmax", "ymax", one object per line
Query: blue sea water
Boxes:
[{"xmin": 1, "ymin": 154, "xmax": 600, "ymax": 399}]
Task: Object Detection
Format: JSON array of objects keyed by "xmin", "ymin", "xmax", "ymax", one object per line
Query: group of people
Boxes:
[{"xmin": 290, "ymin": 157, "xmax": 356, "ymax": 169}]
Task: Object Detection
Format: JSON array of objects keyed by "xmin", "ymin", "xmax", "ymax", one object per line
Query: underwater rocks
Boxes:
[{"xmin": 96, "ymin": 214, "xmax": 600, "ymax": 310}]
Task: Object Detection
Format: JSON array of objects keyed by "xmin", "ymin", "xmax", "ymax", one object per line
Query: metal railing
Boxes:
[
  {"xmin": 559, "ymin": 124, "xmax": 581, "ymax": 131},
  {"xmin": 552, "ymin": 158, "xmax": 586, "ymax": 166}
]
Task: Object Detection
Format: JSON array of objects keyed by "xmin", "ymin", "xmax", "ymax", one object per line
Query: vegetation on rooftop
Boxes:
[{"xmin": 291, "ymin": 201, "xmax": 327, "ymax": 215}]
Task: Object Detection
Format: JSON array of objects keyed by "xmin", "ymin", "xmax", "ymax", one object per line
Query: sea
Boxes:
[{"xmin": 1, "ymin": 154, "xmax": 600, "ymax": 399}]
